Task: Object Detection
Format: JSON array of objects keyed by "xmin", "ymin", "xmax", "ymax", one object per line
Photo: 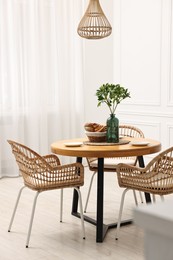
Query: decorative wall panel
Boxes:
[
  {"xmin": 117, "ymin": 0, "xmax": 162, "ymax": 105},
  {"xmin": 113, "ymin": 0, "xmax": 173, "ymax": 151}
]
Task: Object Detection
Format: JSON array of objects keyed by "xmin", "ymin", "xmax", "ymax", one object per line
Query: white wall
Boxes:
[
  {"xmin": 84, "ymin": 0, "xmax": 173, "ymax": 159},
  {"xmin": 83, "ymin": 0, "xmax": 114, "ymax": 124}
]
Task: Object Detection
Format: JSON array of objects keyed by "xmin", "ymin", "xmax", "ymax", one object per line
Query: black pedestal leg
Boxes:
[{"xmin": 96, "ymin": 158, "xmax": 104, "ymax": 242}]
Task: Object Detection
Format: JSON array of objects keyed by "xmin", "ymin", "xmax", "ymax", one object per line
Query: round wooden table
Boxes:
[
  {"xmin": 51, "ymin": 137, "xmax": 161, "ymax": 158},
  {"xmin": 51, "ymin": 137, "xmax": 161, "ymax": 243}
]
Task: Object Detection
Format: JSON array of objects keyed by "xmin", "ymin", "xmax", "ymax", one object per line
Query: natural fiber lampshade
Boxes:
[{"xmin": 77, "ymin": 0, "xmax": 112, "ymax": 40}]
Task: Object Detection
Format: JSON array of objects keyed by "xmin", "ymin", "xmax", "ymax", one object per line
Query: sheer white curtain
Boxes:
[{"xmin": 0, "ymin": 0, "xmax": 85, "ymax": 177}]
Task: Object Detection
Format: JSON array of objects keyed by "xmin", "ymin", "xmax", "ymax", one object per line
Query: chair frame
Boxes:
[
  {"xmin": 7, "ymin": 140, "xmax": 85, "ymax": 247},
  {"xmin": 84, "ymin": 125, "xmax": 145, "ymax": 212},
  {"xmin": 115, "ymin": 146, "xmax": 173, "ymax": 240}
]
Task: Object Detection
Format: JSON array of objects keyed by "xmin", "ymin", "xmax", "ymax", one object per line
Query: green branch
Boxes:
[{"xmin": 96, "ymin": 83, "xmax": 131, "ymax": 114}]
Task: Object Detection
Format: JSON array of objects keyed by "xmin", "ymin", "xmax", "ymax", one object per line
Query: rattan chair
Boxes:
[
  {"xmin": 7, "ymin": 140, "xmax": 85, "ymax": 248},
  {"xmin": 84, "ymin": 125, "xmax": 145, "ymax": 212},
  {"xmin": 115, "ymin": 146, "xmax": 173, "ymax": 240}
]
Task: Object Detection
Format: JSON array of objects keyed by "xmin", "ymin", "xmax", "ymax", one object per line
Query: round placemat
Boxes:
[{"xmin": 83, "ymin": 139, "xmax": 130, "ymax": 146}]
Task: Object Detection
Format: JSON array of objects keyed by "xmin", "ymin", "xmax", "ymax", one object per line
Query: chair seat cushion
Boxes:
[{"xmin": 90, "ymin": 158, "xmax": 136, "ymax": 169}]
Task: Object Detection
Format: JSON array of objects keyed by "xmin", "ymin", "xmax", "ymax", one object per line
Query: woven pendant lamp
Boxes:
[{"xmin": 77, "ymin": 0, "xmax": 112, "ymax": 40}]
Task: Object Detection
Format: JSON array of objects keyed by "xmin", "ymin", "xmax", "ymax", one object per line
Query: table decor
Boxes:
[
  {"xmin": 96, "ymin": 83, "xmax": 131, "ymax": 143},
  {"xmin": 131, "ymin": 141, "xmax": 150, "ymax": 146},
  {"xmin": 83, "ymin": 139, "xmax": 130, "ymax": 146},
  {"xmin": 84, "ymin": 122, "xmax": 107, "ymax": 142},
  {"xmin": 64, "ymin": 142, "xmax": 83, "ymax": 147}
]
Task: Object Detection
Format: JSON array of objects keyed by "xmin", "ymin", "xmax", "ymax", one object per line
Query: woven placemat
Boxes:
[{"xmin": 83, "ymin": 139, "xmax": 130, "ymax": 146}]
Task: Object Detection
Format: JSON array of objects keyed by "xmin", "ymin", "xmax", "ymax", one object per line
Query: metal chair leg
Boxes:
[
  {"xmin": 133, "ymin": 191, "xmax": 144, "ymax": 205},
  {"xmin": 115, "ymin": 188, "xmax": 129, "ymax": 240},
  {"xmin": 84, "ymin": 171, "xmax": 96, "ymax": 213},
  {"xmin": 60, "ymin": 189, "xmax": 63, "ymax": 222},
  {"xmin": 26, "ymin": 191, "xmax": 40, "ymax": 248},
  {"xmin": 152, "ymin": 194, "xmax": 156, "ymax": 203},
  {"xmin": 8, "ymin": 186, "xmax": 26, "ymax": 232},
  {"xmin": 139, "ymin": 191, "xmax": 144, "ymax": 203},
  {"xmin": 74, "ymin": 187, "xmax": 85, "ymax": 239},
  {"xmin": 133, "ymin": 190, "xmax": 138, "ymax": 206},
  {"xmin": 160, "ymin": 195, "xmax": 164, "ymax": 201}
]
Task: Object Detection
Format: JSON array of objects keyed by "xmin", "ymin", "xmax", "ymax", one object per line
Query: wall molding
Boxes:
[
  {"xmin": 120, "ymin": 118, "xmax": 161, "ymax": 135},
  {"xmin": 167, "ymin": 124, "xmax": 173, "ymax": 146},
  {"xmin": 119, "ymin": 110, "xmax": 173, "ymax": 118},
  {"xmin": 168, "ymin": 0, "xmax": 173, "ymax": 106},
  {"xmin": 124, "ymin": 101, "xmax": 161, "ymax": 107},
  {"xmin": 116, "ymin": 0, "xmax": 162, "ymax": 106}
]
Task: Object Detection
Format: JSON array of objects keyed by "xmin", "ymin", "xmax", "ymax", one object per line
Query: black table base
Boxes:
[
  {"xmin": 72, "ymin": 155, "xmax": 151, "ymax": 242},
  {"xmin": 72, "ymin": 211, "xmax": 132, "ymax": 242}
]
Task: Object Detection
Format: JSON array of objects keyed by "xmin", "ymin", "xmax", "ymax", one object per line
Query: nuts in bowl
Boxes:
[
  {"xmin": 85, "ymin": 131, "xmax": 106, "ymax": 143},
  {"xmin": 84, "ymin": 123, "xmax": 107, "ymax": 142}
]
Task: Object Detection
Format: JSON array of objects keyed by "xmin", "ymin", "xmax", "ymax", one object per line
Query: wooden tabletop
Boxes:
[{"xmin": 51, "ymin": 137, "xmax": 161, "ymax": 158}]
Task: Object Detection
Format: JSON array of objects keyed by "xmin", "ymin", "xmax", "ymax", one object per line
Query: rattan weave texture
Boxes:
[
  {"xmin": 87, "ymin": 124, "xmax": 145, "ymax": 171},
  {"xmin": 8, "ymin": 140, "xmax": 84, "ymax": 191},
  {"xmin": 116, "ymin": 146, "xmax": 173, "ymax": 195}
]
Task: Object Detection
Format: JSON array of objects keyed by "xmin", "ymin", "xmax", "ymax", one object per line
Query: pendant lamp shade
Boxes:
[{"xmin": 77, "ymin": 0, "xmax": 112, "ymax": 40}]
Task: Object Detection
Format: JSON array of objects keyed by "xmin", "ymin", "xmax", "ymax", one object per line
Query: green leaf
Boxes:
[{"xmin": 95, "ymin": 83, "xmax": 131, "ymax": 113}]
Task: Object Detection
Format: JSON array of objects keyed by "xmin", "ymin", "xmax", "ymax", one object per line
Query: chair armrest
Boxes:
[
  {"xmin": 29, "ymin": 162, "xmax": 84, "ymax": 190},
  {"xmin": 116, "ymin": 163, "xmax": 147, "ymax": 172},
  {"xmin": 43, "ymin": 154, "xmax": 61, "ymax": 167},
  {"xmin": 116, "ymin": 163, "xmax": 148, "ymax": 188},
  {"xmin": 51, "ymin": 162, "xmax": 84, "ymax": 175},
  {"xmin": 48, "ymin": 162, "xmax": 84, "ymax": 187}
]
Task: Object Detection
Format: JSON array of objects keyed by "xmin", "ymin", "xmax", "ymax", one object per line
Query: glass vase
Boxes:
[{"xmin": 106, "ymin": 114, "xmax": 119, "ymax": 143}]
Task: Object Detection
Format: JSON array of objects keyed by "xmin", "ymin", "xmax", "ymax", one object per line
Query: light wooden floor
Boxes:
[{"xmin": 0, "ymin": 167, "xmax": 148, "ymax": 260}]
